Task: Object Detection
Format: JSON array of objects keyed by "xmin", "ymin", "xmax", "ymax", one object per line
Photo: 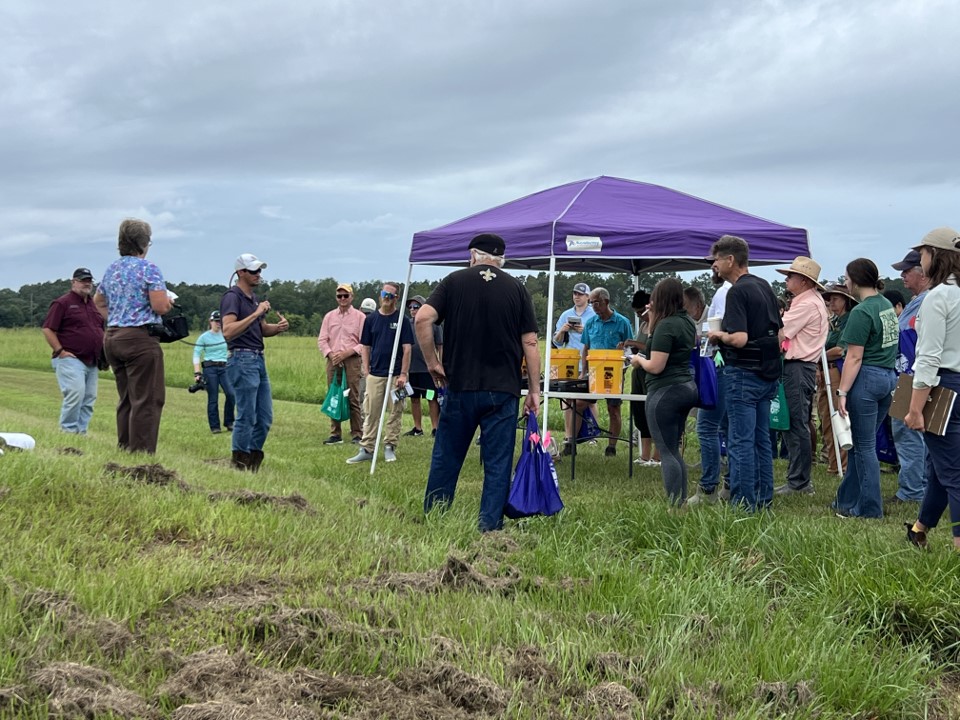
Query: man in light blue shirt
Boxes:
[
  {"xmin": 552, "ymin": 282, "xmax": 595, "ymax": 447},
  {"xmin": 578, "ymin": 287, "xmax": 633, "ymax": 457}
]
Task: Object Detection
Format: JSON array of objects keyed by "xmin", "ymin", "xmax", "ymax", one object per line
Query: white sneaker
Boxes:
[
  {"xmin": 686, "ymin": 489, "xmax": 718, "ymax": 506},
  {"xmin": 346, "ymin": 448, "xmax": 373, "ymax": 464},
  {"xmin": 384, "ymin": 444, "xmax": 397, "ymax": 463}
]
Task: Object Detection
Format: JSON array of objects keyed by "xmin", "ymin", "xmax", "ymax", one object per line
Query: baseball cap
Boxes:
[
  {"xmin": 407, "ymin": 294, "xmax": 426, "ymax": 308},
  {"xmin": 234, "ymin": 253, "xmax": 267, "ymax": 272},
  {"xmin": 572, "ymin": 282, "xmax": 590, "ymax": 295},
  {"xmin": 913, "ymin": 226, "xmax": 960, "ymax": 253},
  {"xmin": 72, "ymin": 267, "xmax": 94, "ymax": 281},
  {"xmin": 360, "ymin": 298, "xmax": 377, "ymax": 313},
  {"xmin": 468, "ymin": 233, "xmax": 505, "ymax": 256},
  {"xmin": 337, "ymin": 282, "xmax": 353, "ymax": 294},
  {"xmin": 891, "ymin": 250, "xmax": 922, "ymax": 272},
  {"xmin": 209, "ymin": 310, "xmax": 221, "ymax": 321}
]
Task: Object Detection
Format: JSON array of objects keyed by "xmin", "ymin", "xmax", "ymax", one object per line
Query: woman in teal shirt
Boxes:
[
  {"xmin": 192, "ymin": 310, "xmax": 235, "ymax": 434},
  {"xmin": 833, "ymin": 258, "xmax": 898, "ymax": 518},
  {"xmin": 629, "ymin": 278, "xmax": 698, "ymax": 505}
]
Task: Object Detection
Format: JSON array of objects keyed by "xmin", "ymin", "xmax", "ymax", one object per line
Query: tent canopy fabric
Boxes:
[{"xmin": 410, "ymin": 176, "xmax": 810, "ymax": 273}]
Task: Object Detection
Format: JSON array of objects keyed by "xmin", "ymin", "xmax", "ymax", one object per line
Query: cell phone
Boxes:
[{"xmin": 568, "ymin": 317, "xmax": 581, "ymax": 328}]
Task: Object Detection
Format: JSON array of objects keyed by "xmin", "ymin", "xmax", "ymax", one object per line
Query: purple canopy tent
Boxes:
[
  {"xmin": 366, "ymin": 176, "xmax": 810, "ymax": 473},
  {"xmin": 410, "ymin": 175, "xmax": 810, "ymax": 273}
]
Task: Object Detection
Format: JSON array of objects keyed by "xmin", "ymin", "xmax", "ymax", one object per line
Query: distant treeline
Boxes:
[{"xmin": 0, "ymin": 271, "xmax": 906, "ymax": 337}]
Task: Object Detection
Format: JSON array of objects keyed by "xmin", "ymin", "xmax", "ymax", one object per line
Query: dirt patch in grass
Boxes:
[
  {"xmin": 166, "ymin": 579, "xmax": 289, "ymax": 615},
  {"xmin": 207, "ymin": 489, "xmax": 314, "ymax": 513},
  {"xmin": 59, "ymin": 447, "xmax": 84, "ymax": 455},
  {"xmin": 23, "ymin": 662, "xmax": 158, "ymax": 719},
  {"xmin": 19, "ymin": 587, "xmax": 134, "ymax": 659},
  {"xmin": 755, "ymin": 680, "xmax": 815, "ymax": 710},
  {"xmin": 579, "ymin": 682, "xmax": 640, "ymax": 718},
  {"xmin": 395, "ymin": 661, "xmax": 510, "ymax": 716},
  {"xmin": 104, "ymin": 462, "xmax": 192, "ymax": 490},
  {"xmin": 363, "ymin": 554, "xmax": 521, "ymax": 596}
]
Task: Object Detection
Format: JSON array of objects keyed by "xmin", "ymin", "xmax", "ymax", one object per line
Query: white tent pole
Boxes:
[
  {"xmin": 821, "ymin": 348, "xmax": 843, "ymax": 478},
  {"xmin": 370, "ymin": 265, "xmax": 414, "ymax": 475},
  {"xmin": 542, "ymin": 256, "xmax": 557, "ymax": 438}
]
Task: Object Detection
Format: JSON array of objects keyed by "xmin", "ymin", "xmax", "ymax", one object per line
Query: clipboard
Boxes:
[{"xmin": 888, "ymin": 374, "xmax": 957, "ymax": 436}]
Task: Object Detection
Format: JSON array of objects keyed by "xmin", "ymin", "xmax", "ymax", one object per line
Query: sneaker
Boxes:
[
  {"xmin": 351, "ymin": 436, "xmax": 362, "ymax": 445},
  {"xmin": 718, "ymin": 485, "xmax": 731, "ymax": 501},
  {"xmin": 686, "ymin": 489, "xmax": 718, "ymax": 506},
  {"xmin": 634, "ymin": 458, "xmax": 660, "ymax": 467},
  {"xmin": 384, "ymin": 444, "xmax": 397, "ymax": 462},
  {"xmin": 431, "ymin": 429, "xmax": 437, "ymax": 438},
  {"xmin": 346, "ymin": 448, "xmax": 373, "ymax": 464},
  {"xmin": 404, "ymin": 428, "xmax": 424, "ymax": 437},
  {"xmin": 604, "ymin": 446, "xmax": 616, "ymax": 457},
  {"xmin": 835, "ymin": 509, "xmax": 854, "ymax": 519},
  {"xmin": 774, "ymin": 483, "xmax": 815, "ymax": 496},
  {"xmin": 904, "ymin": 522, "xmax": 928, "ymax": 549},
  {"xmin": 225, "ymin": 424, "xmax": 234, "ymax": 431},
  {"xmin": 323, "ymin": 435, "xmax": 343, "ymax": 445},
  {"xmin": 211, "ymin": 428, "xmax": 221, "ymax": 434}
]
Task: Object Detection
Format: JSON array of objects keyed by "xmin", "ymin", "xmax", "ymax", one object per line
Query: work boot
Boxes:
[
  {"xmin": 249, "ymin": 450, "xmax": 264, "ymax": 473},
  {"xmin": 231, "ymin": 450, "xmax": 251, "ymax": 471}
]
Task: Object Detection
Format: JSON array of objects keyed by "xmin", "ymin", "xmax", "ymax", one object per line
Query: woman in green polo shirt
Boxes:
[
  {"xmin": 833, "ymin": 258, "xmax": 899, "ymax": 519},
  {"xmin": 629, "ymin": 278, "xmax": 698, "ymax": 505}
]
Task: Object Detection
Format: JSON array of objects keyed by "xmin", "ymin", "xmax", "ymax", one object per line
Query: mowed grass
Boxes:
[{"xmin": 1, "ymin": 328, "xmax": 959, "ymax": 718}]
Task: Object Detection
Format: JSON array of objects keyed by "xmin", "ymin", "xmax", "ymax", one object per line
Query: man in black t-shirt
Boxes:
[
  {"xmin": 346, "ymin": 281, "xmax": 413, "ymax": 465},
  {"xmin": 416, "ymin": 233, "xmax": 541, "ymax": 532},
  {"xmin": 706, "ymin": 235, "xmax": 783, "ymax": 512}
]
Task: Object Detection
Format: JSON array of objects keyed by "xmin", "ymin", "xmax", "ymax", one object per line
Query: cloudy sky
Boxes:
[{"xmin": 3, "ymin": 0, "xmax": 957, "ymax": 290}]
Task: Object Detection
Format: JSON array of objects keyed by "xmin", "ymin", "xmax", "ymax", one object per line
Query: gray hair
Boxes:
[
  {"xmin": 470, "ymin": 248, "xmax": 505, "ymax": 268},
  {"xmin": 118, "ymin": 218, "xmax": 151, "ymax": 257}
]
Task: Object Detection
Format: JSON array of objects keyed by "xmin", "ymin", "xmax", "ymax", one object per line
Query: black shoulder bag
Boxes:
[{"xmin": 148, "ymin": 303, "xmax": 190, "ymax": 343}]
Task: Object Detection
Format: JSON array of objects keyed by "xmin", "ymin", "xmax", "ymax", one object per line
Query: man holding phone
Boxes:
[{"xmin": 553, "ymin": 282, "xmax": 596, "ymax": 449}]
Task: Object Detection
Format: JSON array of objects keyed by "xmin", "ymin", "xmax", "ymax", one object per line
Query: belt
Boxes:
[
  {"xmin": 784, "ymin": 359, "xmax": 817, "ymax": 365},
  {"xmin": 202, "ymin": 361, "xmax": 226, "ymax": 367},
  {"xmin": 230, "ymin": 348, "xmax": 264, "ymax": 356}
]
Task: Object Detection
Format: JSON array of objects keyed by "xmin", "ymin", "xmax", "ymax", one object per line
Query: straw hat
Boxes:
[
  {"xmin": 776, "ymin": 256, "xmax": 825, "ymax": 291},
  {"xmin": 820, "ymin": 282, "xmax": 858, "ymax": 305}
]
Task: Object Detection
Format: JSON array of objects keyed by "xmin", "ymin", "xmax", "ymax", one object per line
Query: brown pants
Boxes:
[
  {"xmin": 326, "ymin": 355, "xmax": 363, "ymax": 439},
  {"xmin": 816, "ymin": 365, "xmax": 847, "ymax": 474},
  {"xmin": 104, "ymin": 327, "xmax": 166, "ymax": 454}
]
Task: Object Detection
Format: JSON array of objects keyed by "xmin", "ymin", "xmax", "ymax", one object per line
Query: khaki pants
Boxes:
[
  {"xmin": 816, "ymin": 365, "xmax": 847, "ymax": 474},
  {"xmin": 360, "ymin": 374, "xmax": 403, "ymax": 450},
  {"xmin": 326, "ymin": 355, "xmax": 362, "ymax": 439}
]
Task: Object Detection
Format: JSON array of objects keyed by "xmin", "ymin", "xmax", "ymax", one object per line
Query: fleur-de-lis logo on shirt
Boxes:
[{"xmin": 479, "ymin": 269, "xmax": 496, "ymax": 282}]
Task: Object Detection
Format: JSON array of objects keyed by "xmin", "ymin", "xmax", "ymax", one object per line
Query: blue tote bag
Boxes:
[
  {"xmin": 505, "ymin": 413, "xmax": 564, "ymax": 519},
  {"xmin": 689, "ymin": 349, "xmax": 718, "ymax": 410}
]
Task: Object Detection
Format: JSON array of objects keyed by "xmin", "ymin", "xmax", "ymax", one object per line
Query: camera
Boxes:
[{"xmin": 188, "ymin": 374, "xmax": 207, "ymax": 394}]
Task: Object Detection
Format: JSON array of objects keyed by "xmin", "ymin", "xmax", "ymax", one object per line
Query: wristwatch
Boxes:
[{"xmin": 52, "ymin": 347, "xmax": 63, "ymax": 358}]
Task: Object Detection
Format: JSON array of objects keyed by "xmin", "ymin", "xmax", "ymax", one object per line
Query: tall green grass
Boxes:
[{"xmin": 1, "ymin": 330, "xmax": 959, "ymax": 718}]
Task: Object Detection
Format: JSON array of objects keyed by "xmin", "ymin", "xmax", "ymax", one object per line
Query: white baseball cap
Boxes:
[
  {"xmin": 360, "ymin": 298, "xmax": 377, "ymax": 313},
  {"xmin": 234, "ymin": 253, "xmax": 267, "ymax": 272}
]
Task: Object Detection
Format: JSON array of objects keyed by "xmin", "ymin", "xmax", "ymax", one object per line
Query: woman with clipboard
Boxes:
[{"xmin": 904, "ymin": 227, "xmax": 960, "ymax": 551}]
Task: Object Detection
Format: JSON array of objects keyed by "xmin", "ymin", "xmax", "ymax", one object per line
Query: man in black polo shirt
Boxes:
[
  {"xmin": 706, "ymin": 235, "xmax": 782, "ymax": 512},
  {"xmin": 220, "ymin": 253, "xmax": 289, "ymax": 472},
  {"xmin": 416, "ymin": 233, "xmax": 541, "ymax": 532},
  {"xmin": 41, "ymin": 267, "xmax": 106, "ymax": 434}
]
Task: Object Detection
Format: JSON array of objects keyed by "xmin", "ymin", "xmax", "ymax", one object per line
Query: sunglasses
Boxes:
[
  {"xmin": 336, "ymin": 293, "xmax": 350, "ymax": 299},
  {"xmin": 380, "ymin": 291, "xmax": 397, "ymax": 299},
  {"xmin": 244, "ymin": 268, "xmax": 262, "ymax": 275},
  {"xmin": 408, "ymin": 305, "xmax": 421, "ymax": 311}
]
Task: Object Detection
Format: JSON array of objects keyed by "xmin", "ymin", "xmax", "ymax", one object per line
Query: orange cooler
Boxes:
[
  {"xmin": 549, "ymin": 349, "xmax": 580, "ymax": 380},
  {"xmin": 587, "ymin": 349, "xmax": 625, "ymax": 395}
]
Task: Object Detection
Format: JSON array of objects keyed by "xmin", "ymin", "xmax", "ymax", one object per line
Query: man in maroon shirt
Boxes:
[{"xmin": 41, "ymin": 268, "xmax": 106, "ymax": 434}]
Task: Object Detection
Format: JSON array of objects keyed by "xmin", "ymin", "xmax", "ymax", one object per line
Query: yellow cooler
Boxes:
[{"xmin": 587, "ymin": 349, "xmax": 625, "ymax": 395}]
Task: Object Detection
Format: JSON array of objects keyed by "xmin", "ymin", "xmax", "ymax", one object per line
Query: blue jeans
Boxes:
[
  {"xmin": 227, "ymin": 352, "xmax": 273, "ymax": 452},
  {"xmin": 834, "ymin": 365, "xmax": 897, "ymax": 518},
  {"xmin": 722, "ymin": 365, "xmax": 778, "ymax": 512},
  {"xmin": 696, "ymin": 369, "xmax": 727, "ymax": 493},
  {"xmin": 52, "ymin": 357, "xmax": 99, "ymax": 433},
  {"xmin": 918, "ymin": 370, "xmax": 960, "ymax": 537},
  {"xmin": 891, "ymin": 416, "xmax": 926, "ymax": 501},
  {"xmin": 203, "ymin": 365, "xmax": 235, "ymax": 431},
  {"xmin": 424, "ymin": 391, "xmax": 519, "ymax": 532}
]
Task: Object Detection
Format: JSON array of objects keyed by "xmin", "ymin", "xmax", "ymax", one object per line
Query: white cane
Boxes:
[{"xmin": 820, "ymin": 349, "xmax": 843, "ymax": 477}]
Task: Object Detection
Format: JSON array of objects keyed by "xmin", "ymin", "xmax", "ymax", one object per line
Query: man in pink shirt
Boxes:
[
  {"xmin": 775, "ymin": 257, "xmax": 829, "ymax": 495},
  {"xmin": 318, "ymin": 282, "xmax": 366, "ymax": 444}
]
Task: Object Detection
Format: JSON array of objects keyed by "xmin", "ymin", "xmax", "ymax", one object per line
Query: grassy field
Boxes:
[{"xmin": 1, "ymin": 329, "xmax": 959, "ymax": 719}]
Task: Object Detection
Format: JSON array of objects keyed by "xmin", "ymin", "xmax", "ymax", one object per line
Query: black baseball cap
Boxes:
[{"xmin": 72, "ymin": 267, "xmax": 94, "ymax": 280}]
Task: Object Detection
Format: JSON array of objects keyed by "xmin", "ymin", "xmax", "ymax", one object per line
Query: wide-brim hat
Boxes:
[
  {"xmin": 913, "ymin": 226, "xmax": 960, "ymax": 253},
  {"xmin": 776, "ymin": 256, "xmax": 825, "ymax": 291},
  {"xmin": 820, "ymin": 282, "xmax": 858, "ymax": 305}
]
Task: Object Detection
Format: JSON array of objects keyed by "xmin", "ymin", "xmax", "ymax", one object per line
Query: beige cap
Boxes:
[
  {"xmin": 775, "ymin": 256, "xmax": 824, "ymax": 291},
  {"xmin": 820, "ymin": 282, "xmax": 858, "ymax": 305},
  {"xmin": 913, "ymin": 226, "xmax": 960, "ymax": 253}
]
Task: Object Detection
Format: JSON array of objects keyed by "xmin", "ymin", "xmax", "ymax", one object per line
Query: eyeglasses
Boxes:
[
  {"xmin": 381, "ymin": 291, "xmax": 396, "ymax": 299},
  {"xmin": 244, "ymin": 268, "xmax": 262, "ymax": 275},
  {"xmin": 336, "ymin": 293, "xmax": 350, "ymax": 299}
]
